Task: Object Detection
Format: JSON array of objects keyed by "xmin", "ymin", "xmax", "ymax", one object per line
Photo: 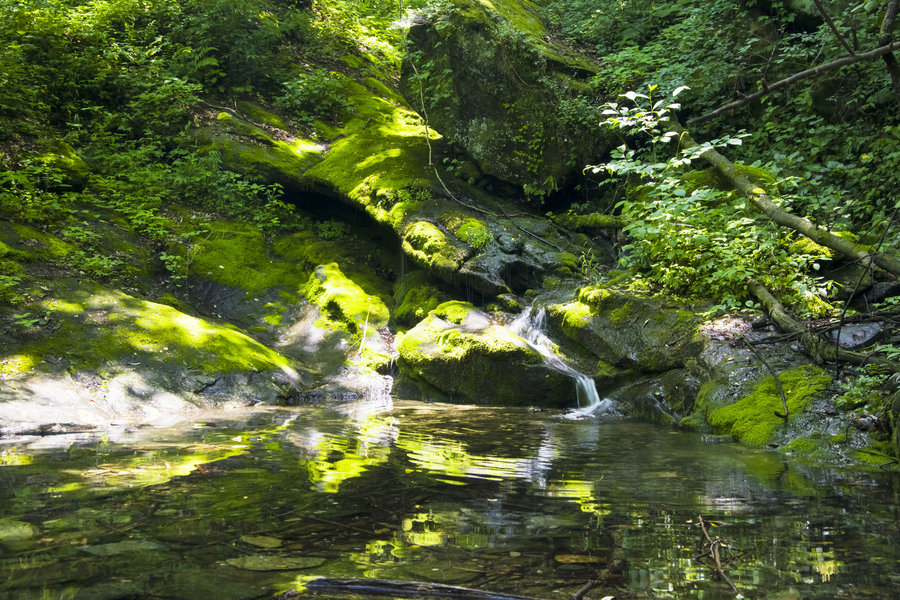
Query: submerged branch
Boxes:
[
  {"xmin": 696, "ymin": 516, "xmax": 740, "ymax": 595},
  {"xmin": 276, "ymin": 578, "xmax": 541, "ymax": 600}
]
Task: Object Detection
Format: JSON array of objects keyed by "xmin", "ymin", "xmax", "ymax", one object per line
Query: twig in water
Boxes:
[
  {"xmin": 695, "ymin": 516, "xmax": 740, "ymax": 595},
  {"xmin": 571, "ymin": 580, "xmax": 596, "ymax": 600}
]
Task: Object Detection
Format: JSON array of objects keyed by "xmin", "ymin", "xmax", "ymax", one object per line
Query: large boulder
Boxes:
[
  {"xmin": 396, "ymin": 302, "xmax": 576, "ymax": 406},
  {"xmin": 546, "ymin": 286, "xmax": 703, "ymax": 372},
  {"xmin": 399, "ymin": 0, "xmax": 613, "ymax": 196}
]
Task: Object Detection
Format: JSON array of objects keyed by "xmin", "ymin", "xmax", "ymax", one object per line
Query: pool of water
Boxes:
[{"xmin": 1, "ymin": 399, "xmax": 899, "ymax": 599}]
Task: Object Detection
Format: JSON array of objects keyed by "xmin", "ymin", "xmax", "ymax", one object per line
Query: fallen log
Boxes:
[
  {"xmin": 668, "ymin": 122, "xmax": 900, "ymax": 280},
  {"xmin": 747, "ymin": 279, "xmax": 900, "ymax": 374}
]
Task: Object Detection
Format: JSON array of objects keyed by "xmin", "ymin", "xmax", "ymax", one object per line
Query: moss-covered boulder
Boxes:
[
  {"xmin": 394, "ymin": 270, "xmax": 451, "ymax": 327},
  {"xmin": 546, "ymin": 286, "xmax": 703, "ymax": 371},
  {"xmin": 32, "ymin": 138, "xmax": 91, "ymax": 191},
  {"xmin": 195, "ymin": 77, "xmax": 609, "ymax": 297},
  {"xmin": 399, "ymin": 0, "xmax": 613, "ymax": 193},
  {"xmin": 0, "ymin": 279, "xmax": 302, "ymax": 435},
  {"xmin": 302, "ymin": 263, "xmax": 394, "ymax": 372},
  {"xmin": 396, "ymin": 302, "xmax": 575, "ymax": 406},
  {"xmin": 691, "ymin": 365, "xmax": 832, "ymax": 446}
]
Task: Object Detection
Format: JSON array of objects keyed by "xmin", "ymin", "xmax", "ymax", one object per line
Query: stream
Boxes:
[{"xmin": 1, "ymin": 399, "xmax": 899, "ymax": 599}]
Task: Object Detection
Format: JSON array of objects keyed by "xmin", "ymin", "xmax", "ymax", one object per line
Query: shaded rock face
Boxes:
[
  {"xmin": 400, "ymin": 0, "xmax": 611, "ymax": 194},
  {"xmin": 396, "ymin": 303, "xmax": 575, "ymax": 406}
]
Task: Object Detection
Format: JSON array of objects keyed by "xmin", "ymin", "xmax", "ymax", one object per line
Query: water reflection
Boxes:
[{"xmin": 1, "ymin": 400, "xmax": 898, "ymax": 599}]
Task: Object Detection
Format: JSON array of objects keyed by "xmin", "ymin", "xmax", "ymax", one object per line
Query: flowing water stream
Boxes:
[
  {"xmin": 509, "ymin": 306, "xmax": 614, "ymax": 417},
  {"xmin": 1, "ymin": 399, "xmax": 898, "ymax": 600}
]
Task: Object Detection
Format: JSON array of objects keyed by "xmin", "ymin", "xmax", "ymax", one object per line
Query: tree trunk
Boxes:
[{"xmin": 878, "ymin": 0, "xmax": 900, "ymax": 104}]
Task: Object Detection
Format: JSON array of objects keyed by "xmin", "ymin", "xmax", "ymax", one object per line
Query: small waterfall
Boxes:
[{"xmin": 509, "ymin": 306, "xmax": 617, "ymax": 417}]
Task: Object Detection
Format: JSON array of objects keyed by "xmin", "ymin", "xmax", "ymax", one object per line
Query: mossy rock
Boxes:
[
  {"xmin": 452, "ymin": 217, "xmax": 493, "ymax": 250},
  {"xmin": 546, "ymin": 285, "xmax": 702, "ymax": 371},
  {"xmin": 301, "ymin": 76, "xmax": 438, "ymax": 228},
  {"xmin": 196, "ymin": 110, "xmax": 323, "ymax": 191},
  {"xmin": 552, "ymin": 212, "xmax": 626, "ymax": 231},
  {"xmin": 396, "ymin": 308, "xmax": 575, "ymax": 406},
  {"xmin": 303, "ymin": 262, "xmax": 390, "ymax": 337},
  {"xmin": 189, "ymin": 222, "xmax": 307, "ymax": 293},
  {"xmin": 394, "ymin": 270, "xmax": 451, "ymax": 327},
  {"xmin": 695, "ymin": 365, "xmax": 831, "ymax": 446},
  {"xmin": 402, "ymin": 221, "xmax": 468, "ymax": 277},
  {"xmin": 8, "ymin": 279, "xmax": 296, "ymax": 376},
  {"xmin": 399, "ymin": 0, "xmax": 612, "ymax": 191},
  {"xmin": 32, "ymin": 138, "xmax": 90, "ymax": 191}
]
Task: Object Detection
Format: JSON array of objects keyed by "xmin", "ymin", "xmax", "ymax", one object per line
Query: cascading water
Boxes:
[{"xmin": 509, "ymin": 306, "xmax": 617, "ymax": 417}]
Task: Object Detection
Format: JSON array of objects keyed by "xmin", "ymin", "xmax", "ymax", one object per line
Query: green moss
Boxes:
[
  {"xmin": 363, "ymin": 77, "xmax": 406, "ymax": 105},
  {"xmin": 302, "ymin": 76, "xmax": 437, "ymax": 227},
  {"xmin": 678, "ymin": 415, "xmax": 703, "ymax": 431},
  {"xmin": 341, "ymin": 54, "xmax": 363, "ymax": 69},
  {"xmin": 190, "ymin": 222, "xmax": 306, "ymax": 293},
  {"xmin": 706, "ymin": 365, "xmax": 831, "ymax": 445},
  {"xmin": 202, "ymin": 113, "xmax": 323, "ymax": 188},
  {"xmin": 607, "ymin": 300, "xmax": 634, "ymax": 325},
  {"xmin": 577, "ymin": 285, "xmax": 613, "ymax": 307},
  {"xmin": 303, "ymin": 263, "xmax": 390, "ymax": 336},
  {"xmin": 782, "ymin": 436, "xmax": 828, "ymax": 458},
  {"xmin": 555, "ymin": 252, "xmax": 578, "ymax": 274},
  {"xmin": 235, "ymin": 101, "xmax": 288, "ymax": 129},
  {"xmin": 549, "ymin": 301, "xmax": 592, "ymax": 336},
  {"xmin": 402, "ymin": 221, "xmax": 466, "ymax": 275},
  {"xmin": 394, "ymin": 271, "xmax": 449, "ymax": 327},
  {"xmin": 453, "ymin": 218, "xmax": 493, "ymax": 250},
  {"xmin": 8, "ymin": 224, "xmax": 76, "ymax": 260},
  {"xmin": 15, "ymin": 280, "xmax": 295, "ymax": 374},
  {"xmin": 34, "ymin": 138, "xmax": 90, "ymax": 190},
  {"xmin": 552, "ymin": 213, "xmax": 626, "ymax": 230},
  {"xmin": 432, "ymin": 300, "xmax": 478, "ymax": 325},
  {"xmin": 155, "ymin": 293, "xmax": 191, "ymax": 313},
  {"xmin": 852, "ymin": 442, "xmax": 897, "ymax": 468},
  {"xmin": 681, "ymin": 163, "xmax": 776, "ymax": 194},
  {"xmin": 789, "ymin": 236, "xmax": 834, "ymax": 259},
  {"xmin": 263, "ymin": 313, "xmax": 283, "ymax": 326}
]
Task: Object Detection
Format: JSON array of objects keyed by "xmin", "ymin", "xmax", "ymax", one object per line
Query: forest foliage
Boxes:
[{"xmin": 1, "ymin": 0, "xmax": 899, "ymax": 385}]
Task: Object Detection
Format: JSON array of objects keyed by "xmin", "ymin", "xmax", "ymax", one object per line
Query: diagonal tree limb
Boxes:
[
  {"xmin": 747, "ymin": 279, "xmax": 900, "ymax": 374},
  {"xmin": 669, "ymin": 122, "xmax": 900, "ymax": 279},
  {"xmin": 812, "ymin": 0, "xmax": 856, "ymax": 56},
  {"xmin": 687, "ymin": 41, "xmax": 900, "ymax": 125}
]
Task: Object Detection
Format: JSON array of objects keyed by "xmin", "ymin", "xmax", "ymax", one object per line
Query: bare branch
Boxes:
[
  {"xmin": 687, "ymin": 41, "xmax": 900, "ymax": 126},
  {"xmin": 812, "ymin": 0, "xmax": 855, "ymax": 56}
]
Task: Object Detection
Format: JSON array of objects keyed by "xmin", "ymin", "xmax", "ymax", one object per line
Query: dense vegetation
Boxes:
[{"xmin": 1, "ymin": 0, "xmax": 899, "ymax": 421}]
